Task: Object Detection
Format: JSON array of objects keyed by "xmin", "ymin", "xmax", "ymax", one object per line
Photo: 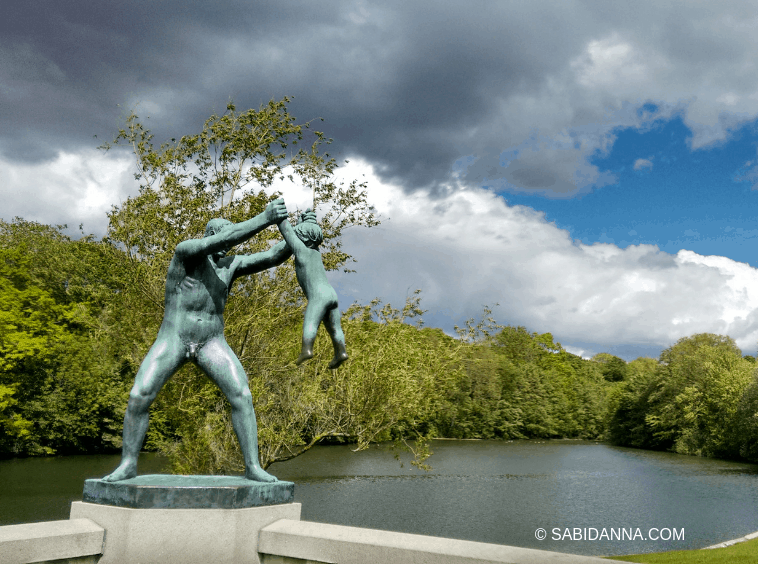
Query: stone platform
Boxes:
[
  {"xmin": 83, "ymin": 474, "xmax": 294, "ymax": 509},
  {"xmin": 70, "ymin": 500, "xmax": 301, "ymax": 564}
]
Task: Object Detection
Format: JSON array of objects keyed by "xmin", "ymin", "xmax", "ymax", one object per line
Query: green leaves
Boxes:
[
  {"xmin": 607, "ymin": 333, "xmax": 758, "ymax": 461},
  {"xmin": 0, "ymin": 245, "xmax": 69, "ymax": 374},
  {"xmin": 102, "ymin": 98, "xmax": 378, "ymax": 276},
  {"xmin": 0, "ymin": 384, "xmax": 33, "ymax": 453},
  {"xmin": 0, "ymin": 219, "xmax": 132, "ymax": 456},
  {"xmin": 95, "ymin": 97, "xmax": 390, "ymax": 473},
  {"xmin": 429, "ymin": 320, "xmax": 610, "ymax": 442},
  {"xmin": 592, "ymin": 353, "xmax": 629, "ymax": 382},
  {"xmin": 102, "ymin": 98, "xmax": 306, "ymax": 213}
]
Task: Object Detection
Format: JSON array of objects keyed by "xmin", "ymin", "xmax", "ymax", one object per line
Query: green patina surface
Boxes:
[
  {"xmin": 103, "ymin": 201, "xmax": 316, "ymax": 484},
  {"xmin": 84, "ymin": 474, "xmax": 295, "ymax": 509}
]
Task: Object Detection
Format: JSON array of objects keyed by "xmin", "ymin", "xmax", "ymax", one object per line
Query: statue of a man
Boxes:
[{"xmin": 104, "ymin": 198, "xmax": 312, "ymax": 482}]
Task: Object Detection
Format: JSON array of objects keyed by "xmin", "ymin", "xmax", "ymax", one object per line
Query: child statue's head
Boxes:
[{"xmin": 294, "ymin": 221, "xmax": 323, "ymax": 249}]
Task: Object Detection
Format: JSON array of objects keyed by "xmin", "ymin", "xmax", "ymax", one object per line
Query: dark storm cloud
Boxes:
[
  {"xmin": 0, "ymin": 0, "xmax": 343, "ymax": 160},
  {"xmin": 3, "ymin": 1, "xmax": 758, "ymax": 197},
  {"xmin": 0, "ymin": 0, "xmax": 590, "ymax": 192}
]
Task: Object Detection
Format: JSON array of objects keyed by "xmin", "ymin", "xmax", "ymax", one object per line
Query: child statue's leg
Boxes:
[
  {"xmin": 297, "ymin": 301, "xmax": 324, "ymax": 365},
  {"xmin": 324, "ymin": 305, "xmax": 348, "ymax": 369}
]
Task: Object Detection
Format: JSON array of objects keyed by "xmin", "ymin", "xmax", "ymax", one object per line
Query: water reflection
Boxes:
[{"xmin": 2, "ymin": 441, "xmax": 758, "ymax": 556}]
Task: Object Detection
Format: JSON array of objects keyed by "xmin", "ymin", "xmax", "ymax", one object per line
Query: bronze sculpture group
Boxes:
[{"xmin": 104, "ymin": 198, "xmax": 347, "ymax": 483}]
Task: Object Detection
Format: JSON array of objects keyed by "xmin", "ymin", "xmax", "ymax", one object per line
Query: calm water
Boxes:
[{"xmin": 3, "ymin": 440, "xmax": 758, "ymax": 556}]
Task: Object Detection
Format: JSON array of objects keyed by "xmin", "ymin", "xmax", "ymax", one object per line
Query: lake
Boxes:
[{"xmin": 2, "ymin": 439, "xmax": 758, "ymax": 557}]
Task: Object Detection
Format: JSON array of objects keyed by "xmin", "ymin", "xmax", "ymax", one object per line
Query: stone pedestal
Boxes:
[{"xmin": 71, "ymin": 475, "xmax": 300, "ymax": 564}]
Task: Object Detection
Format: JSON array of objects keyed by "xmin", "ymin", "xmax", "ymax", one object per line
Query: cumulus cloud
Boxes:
[
  {"xmin": 0, "ymin": 149, "xmax": 135, "ymax": 235},
  {"xmin": 456, "ymin": 7, "xmax": 758, "ymax": 196},
  {"xmin": 5, "ymin": 147, "xmax": 758, "ymax": 360},
  {"xmin": 326, "ymin": 159, "xmax": 758, "ymax": 358}
]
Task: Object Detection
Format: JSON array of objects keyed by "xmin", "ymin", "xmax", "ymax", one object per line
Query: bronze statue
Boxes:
[{"xmin": 104, "ymin": 199, "xmax": 315, "ymax": 482}]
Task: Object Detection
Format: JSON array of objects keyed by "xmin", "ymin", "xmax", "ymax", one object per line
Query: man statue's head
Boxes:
[
  {"xmin": 205, "ymin": 218, "xmax": 233, "ymax": 238},
  {"xmin": 205, "ymin": 218, "xmax": 233, "ymax": 259}
]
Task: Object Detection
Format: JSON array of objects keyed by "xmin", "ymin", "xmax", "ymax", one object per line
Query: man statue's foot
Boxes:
[
  {"xmin": 246, "ymin": 465, "xmax": 278, "ymax": 483},
  {"xmin": 102, "ymin": 461, "xmax": 137, "ymax": 482},
  {"xmin": 328, "ymin": 351, "xmax": 348, "ymax": 370},
  {"xmin": 295, "ymin": 350, "xmax": 314, "ymax": 365}
]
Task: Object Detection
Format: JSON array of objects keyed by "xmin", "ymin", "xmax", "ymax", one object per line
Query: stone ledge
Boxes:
[
  {"xmin": 259, "ymin": 519, "xmax": 632, "ymax": 564},
  {"xmin": 0, "ymin": 518, "xmax": 104, "ymax": 564},
  {"xmin": 83, "ymin": 474, "xmax": 294, "ymax": 509}
]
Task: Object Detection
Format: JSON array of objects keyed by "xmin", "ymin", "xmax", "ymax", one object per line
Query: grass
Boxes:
[{"xmin": 608, "ymin": 537, "xmax": 758, "ymax": 563}]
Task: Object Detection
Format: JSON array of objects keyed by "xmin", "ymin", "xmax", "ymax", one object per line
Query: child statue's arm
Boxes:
[{"xmin": 277, "ymin": 219, "xmax": 308, "ymax": 258}]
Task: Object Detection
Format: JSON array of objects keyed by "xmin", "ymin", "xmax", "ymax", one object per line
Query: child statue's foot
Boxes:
[
  {"xmin": 328, "ymin": 351, "xmax": 349, "ymax": 370},
  {"xmin": 296, "ymin": 350, "xmax": 314, "ymax": 365},
  {"xmin": 246, "ymin": 465, "xmax": 278, "ymax": 483},
  {"xmin": 102, "ymin": 460, "xmax": 137, "ymax": 482}
]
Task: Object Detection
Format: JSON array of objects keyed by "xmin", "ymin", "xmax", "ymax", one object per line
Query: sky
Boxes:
[{"xmin": 4, "ymin": 1, "xmax": 758, "ymax": 361}]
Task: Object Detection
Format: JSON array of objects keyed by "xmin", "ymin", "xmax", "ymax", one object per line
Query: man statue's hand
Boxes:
[
  {"xmin": 298, "ymin": 208, "xmax": 318, "ymax": 225},
  {"xmin": 265, "ymin": 198, "xmax": 288, "ymax": 224}
]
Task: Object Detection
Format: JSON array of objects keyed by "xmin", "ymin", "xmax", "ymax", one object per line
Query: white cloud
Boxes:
[
  {"xmin": 4, "ymin": 151, "xmax": 758, "ymax": 358},
  {"xmin": 717, "ymin": 92, "xmax": 740, "ymax": 107},
  {"xmin": 633, "ymin": 158, "xmax": 653, "ymax": 171},
  {"xmin": 734, "ymin": 155, "xmax": 758, "ymax": 190},
  {"xmin": 326, "ymin": 159, "xmax": 758, "ymax": 357},
  {"xmin": 571, "ymin": 34, "xmax": 653, "ymax": 90},
  {"xmin": 458, "ymin": 7, "xmax": 758, "ymax": 195},
  {"xmin": 0, "ymin": 149, "xmax": 135, "ymax": 236},
  {"xmin": 563, "ymin": 346, "xmax": 594, "ymax": 360}
]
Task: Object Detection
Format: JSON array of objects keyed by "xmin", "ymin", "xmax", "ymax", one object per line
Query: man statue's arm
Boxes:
[
  {"xmin": 232, "ymin": 240, "xmax": 292, "ymax": 277},
  {"xmin": 175, "ymin": 198, "xmax": 287, "ymax": 259},
  {"xmin": 232, "ymin": 209, "xmax": 318, "ymax": 277}
]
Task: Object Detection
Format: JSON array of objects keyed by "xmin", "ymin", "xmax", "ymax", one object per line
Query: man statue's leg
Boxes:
[
  {"xmin": 198, "ymin": 339, "xmax": 277, "ymax": 482},
  {"xmin": 103, "ymin": 337, "xmax": 184, "ymax": 482}
]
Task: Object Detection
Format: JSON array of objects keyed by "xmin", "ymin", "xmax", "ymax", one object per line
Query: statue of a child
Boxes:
[{"xmin": 277, "ymin": 209, "xmax": 349, "ymax": 369}]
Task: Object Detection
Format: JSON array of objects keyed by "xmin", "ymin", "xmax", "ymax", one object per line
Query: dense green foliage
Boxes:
[
  {"xmin": 606, "ymin": 333, "xmax": 758, "ymax": 462},
  {"xmin": 429, "ymin": 326, "xmax": 609, "ymax": 441},
  {"xmin": 4, "ymin": 216, "xmax": 758, "ymax": 467},
  {"xmin": 3, "ymin": 97, "xmax": 758, "ymax": 472},
  {"xmin": 0, "ymin": 220, "xmax": 131, "ymax": 455},
  {"xmin": 0, "ymin": 216, "xmax": 615, "ymax": 466}
]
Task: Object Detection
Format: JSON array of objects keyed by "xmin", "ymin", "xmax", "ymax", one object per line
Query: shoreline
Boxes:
[{"xmin": 703, "ymin": 530, "xmax": 758, "ymax": 550}]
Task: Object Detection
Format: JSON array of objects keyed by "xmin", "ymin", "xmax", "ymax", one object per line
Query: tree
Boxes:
[
  {"xmin": 0, "ymin": 219, "xmax": 132, "ymax": 456},
  {"xmin": 669, "ymin": 344, "xmax": 753, "ymax": 457},
  {"xmin": 611, "ymin": 334, "xmax": 754, "ymax": 458},
  {"xmin": 0, "ymin": 384, "xmax": 32, "ymax": 454},
  {"xmin": 430, "ymin": 324, "xmax": 611, "ymax": 441},
  {"xmin": 605, "ymin": 362, "xmax": 662, "ymax": 449},
  {"xmin": 155, "ymin": 291, "xmax": 467, "ymax": 474},
  {"xmin": 592, "ymin": 353, "xmax": 629, "ymax": 382},
  {"xmin": 99, "ymin": 98, "xmax": 474, "ymax": 474}
]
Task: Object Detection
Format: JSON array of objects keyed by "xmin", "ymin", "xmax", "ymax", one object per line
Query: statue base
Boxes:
[
  {"xmin": 70, "ymin": 500, "xmax": 301, "ymax": 564},
  {"xmin": 82, "ymin": 474, "xmax": 294, "ymax": 509}
]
